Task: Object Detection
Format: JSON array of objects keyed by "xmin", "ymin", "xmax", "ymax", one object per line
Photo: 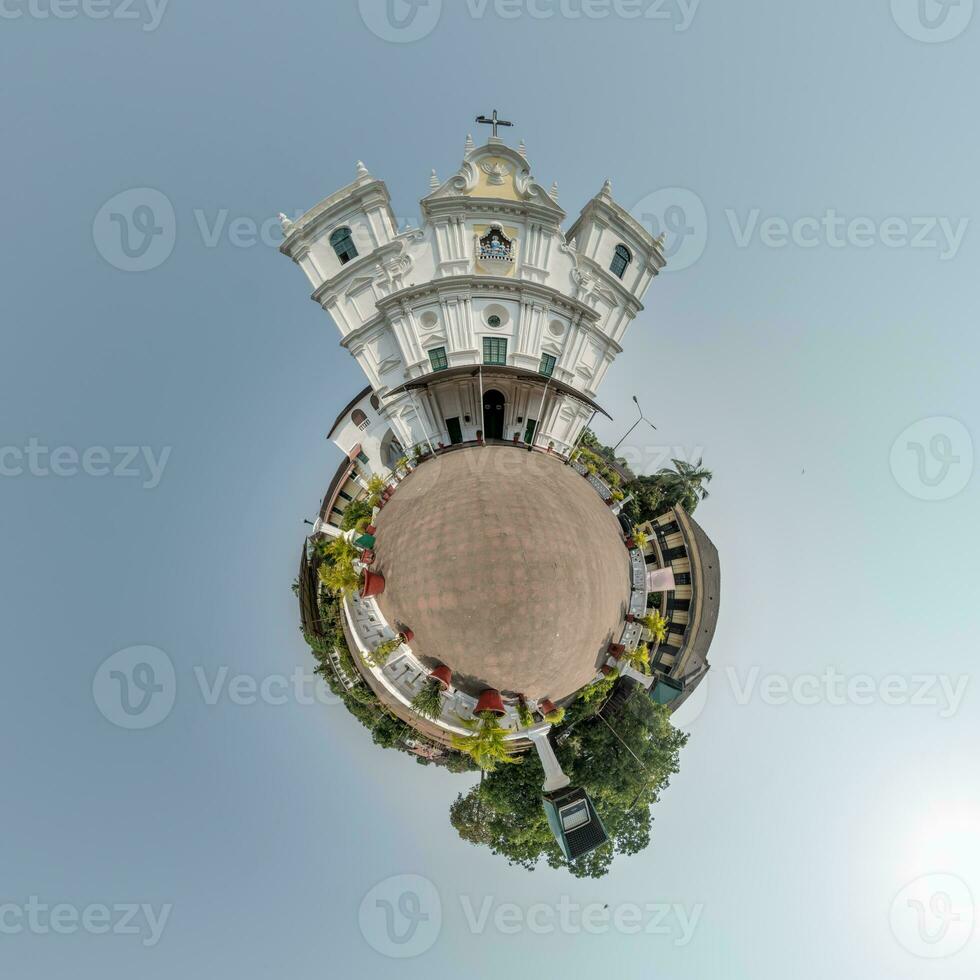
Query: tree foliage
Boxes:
[{"xmin": 450, "ymin": 685, "xmax": 688, "ymax": 877}]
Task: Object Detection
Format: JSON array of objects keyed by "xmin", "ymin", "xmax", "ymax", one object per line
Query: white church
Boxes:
[{"xmin": 279, "ymin": 113, "xmax": 666, "ymax": 529}]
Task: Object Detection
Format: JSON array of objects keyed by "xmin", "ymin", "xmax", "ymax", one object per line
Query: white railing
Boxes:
[{"xmin": 342, "ymin": 590, "xmax": 541, "ymax": 740}]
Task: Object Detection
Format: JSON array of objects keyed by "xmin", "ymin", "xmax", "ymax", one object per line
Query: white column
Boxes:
[
  {"xmin": 527, "ymin": 725, "xmax": 571, "ymax": 793},
  {"xmin": 312, "ymin": 518, "xmax": 342, "ymax": 539}
]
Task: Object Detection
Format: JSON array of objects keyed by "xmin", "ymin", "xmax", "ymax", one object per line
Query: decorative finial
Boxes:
[
  {"xmin": 430, "ymin": 169, "xmax": 440, "ymax": 189},
  {"xmin": 519, "ymin": 139, "xmax": 527, "ymax": 157},
  {"xmin": 601, "ymin": 178, "xmax": 612, "ymax": 195},
  {"xmin": 549, "ymin": 181, "xmax": 559, "ymax": 202},
  {"xmin": 464, "ymin": 133, "xmax": 475, "ymax": 153},
  {"xmin": 568, "ymin": 236, "xmax": 578, "ymax": 250},
  {"xmin": 655, "ymin": 232, "xmax": 667, "ymax": 249},
  {"xmin": 278, "ymin": 212, "xmax": 296, "ymax": 236},
  {"xmin": 355, "ymin": 161, "xmax": 369, "ymax": 179}
]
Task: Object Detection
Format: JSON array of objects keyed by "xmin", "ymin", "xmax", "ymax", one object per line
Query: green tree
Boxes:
[
  {"xmin": 656, "ymin": 457, "xmax": 713, "ymax": 514},
  {"xmin": 340, "ymin": 498, "xmax": 373, "ymax": 531},
  {"xmin": 449, "ymin": 684, "xmax": 687, "ymax": 878}
]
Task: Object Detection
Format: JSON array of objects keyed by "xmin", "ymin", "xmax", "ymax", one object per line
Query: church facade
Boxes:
[{"xmin": 280, "ymin": 129, "xmax": 666, "ymax": 523}]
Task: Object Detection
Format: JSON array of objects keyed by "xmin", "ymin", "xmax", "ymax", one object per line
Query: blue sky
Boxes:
[{"xmin": 2, "ymin": 1, "xmax": 979, "ymax": 976}]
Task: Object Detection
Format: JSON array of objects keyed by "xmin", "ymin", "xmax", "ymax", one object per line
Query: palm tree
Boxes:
[
  {"xmin": 317, "ymin": 559, "xmax": 360, "ymax": 597},
  {"xmin": 643, "ymin": 613, "xmax": 669, "ymax": 644},
  {"xmin": 410, "ymin": 679, "xmax": 444, "ymax": 720},
  {"xmin": 451, "ymin": 712, "xmax": 521, "ymax": 771},
  {"xmin": 656, "ymin": 457, "xmax": 712, "ymax": 513},
  {"xmin": 624, "ymin": 645, "xmax": 651, "ymax": 674}
]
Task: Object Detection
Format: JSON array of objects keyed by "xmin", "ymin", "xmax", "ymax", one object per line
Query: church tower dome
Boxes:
[{"xmin": 280, "ymin": 113, "xmax": 665, "ymax": 507}]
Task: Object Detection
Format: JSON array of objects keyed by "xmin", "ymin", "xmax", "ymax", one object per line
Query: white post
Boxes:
[
  {"xmin": 532, "ymin": 379, "xmax": 551, "ymax": 448},
  {"xmin": 478, "ymin": 365, "xmax": 486, "ymax": 443},
  {"xmin": 312, "ymin": 518, "xmax": 342, "ymax": 539},
  {"xmin": 407, "ymin": 389, "xmax": 436, "ymax": 454},
  {"xmin": 527, "ymin": 725, "xmax": 571, "ymax": 793}
]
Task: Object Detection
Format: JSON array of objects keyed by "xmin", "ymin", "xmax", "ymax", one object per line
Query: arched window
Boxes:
[
  {"xmin": 370, "ymin": 393, "xmax": 381, "ymax": 411},
  {"xmin": 330, "ymin": 227, "xmax": 358, "ymax": 265},
  {"xmin": 351, "ymin": 408, "xmax": 369, "ymax": 430},
  {"xmin": 610, "ymin": 243, "xmax": 632, "ymax": 279}
]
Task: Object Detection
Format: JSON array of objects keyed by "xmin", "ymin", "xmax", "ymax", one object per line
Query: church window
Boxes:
[
  {"xmin": 538, "ymin": 353, "xmax": 556, "ymax": 377},
  {"xmin": 351, "ymin": 408, "xmax": 370, "ymax": 430},
  {"xmin": 610, "ymin": 243, "xmax": 631, "ymax": 279},
  {"xmin": 330, "ymin": 227, "xmax": 358, "ymax": 265},
  {"xmin": 483, "ymin": 337, "xmax": 508, "ymax": 365},
  {"xmin": 428, "ymin": 346, "xmax": 449, "ymax": 372}
]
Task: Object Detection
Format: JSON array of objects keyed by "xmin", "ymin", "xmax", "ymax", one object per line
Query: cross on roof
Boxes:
[{"xmin": 475, "ymin": 109, "xmax": 514, "ymax": 139}]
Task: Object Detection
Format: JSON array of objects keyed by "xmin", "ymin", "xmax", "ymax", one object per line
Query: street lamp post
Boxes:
[{"xmin": 612, "ymin": 395, "xmax": 657, "ymax": 453}]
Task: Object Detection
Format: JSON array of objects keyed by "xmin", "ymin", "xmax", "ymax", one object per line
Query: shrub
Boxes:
[
  {"xmin": 643, "ymin": 613, "xmax": 669, "ymax": 644},
  {"xmin": 624, "ymin": 645, "xmax": 651, "ymax": 674},
  {"xmin": 515, "ymin": 699, "xmax": 534, "ymax": 728},
  {"xmin": 543, "ymin": 706, "xmax": 566, "ymax": 725}
]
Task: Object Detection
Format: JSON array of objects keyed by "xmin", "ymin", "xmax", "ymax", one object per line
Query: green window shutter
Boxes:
[
  {"xmin": 428, "ymin": 346, "xmax": 448, "ymax": 371},
  {"xmin": 483, "ymin": 337, "xmax": 507, "ymax": 365}
]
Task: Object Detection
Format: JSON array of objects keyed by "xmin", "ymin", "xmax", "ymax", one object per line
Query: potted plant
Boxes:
[
  {"xmin": 360, "ymin": 569, "xmax": 386, "ymax": 598},
  {"xmin": 451, "ymin": 712, "xmax": 520, "ymax": 771},
  {"xmin": 429, "ymin": 665, "xmax": 452, "ymax": 690},
  {"xmin": 410, "ymin": 677, "xmax": 445, "ymax": 720},
  {"xmin": 600, "ymin": 664, "xmax": 618, "ymax": 677},
  {"xmin": 474, "ymin": 689, "xmax": 506, "ymax": 717},
  {"xmin": 363, "ymin": 635, "xmax": 403, "ymax": 668},
  {"xmin": 398, "ymin": 628, "xmax": 414, "ymax": 644},
  {"xmin": 633, "ymin": 529, "xmax": 649, "ymax": 550},
  {"xmin": 543, "ymin": 705, "xmax": 566, "ymax": 725},
  {"xmin": 538, "ymin": 698, "xmax": 558, "ymax": 718},
  {"xmin": 365, "ymin": 474, "xmax": 387, "ymax": 508},
  {"xmin": 608, "ymin": 643, "xmax": 626, "ymax": 658}
]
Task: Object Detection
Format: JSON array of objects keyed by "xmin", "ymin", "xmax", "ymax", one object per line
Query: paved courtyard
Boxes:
[{"xmin": 374, "ymin": 446, "xmax": 630, "ymax": 700}]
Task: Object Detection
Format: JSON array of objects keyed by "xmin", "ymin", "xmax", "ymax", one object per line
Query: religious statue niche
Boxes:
[{"xmin": 478, "ymin": 226, "xmax": 514, "ymax": 263}]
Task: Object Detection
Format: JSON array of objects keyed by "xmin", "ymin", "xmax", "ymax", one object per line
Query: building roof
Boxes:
[
  {"xmin": 385, "ymin": 365, "xmax": 613, "ymax": 420},
  {"xmin": 327, "ymin": 384, "xmax": 373, "ymax": 440},
  {"xmin": 674, "ymin": 507, "xmax": 721, "ymax": 684},
  {"xmin": 372, "ymin": 446, "xmax": 631, "ymax": 700}
]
